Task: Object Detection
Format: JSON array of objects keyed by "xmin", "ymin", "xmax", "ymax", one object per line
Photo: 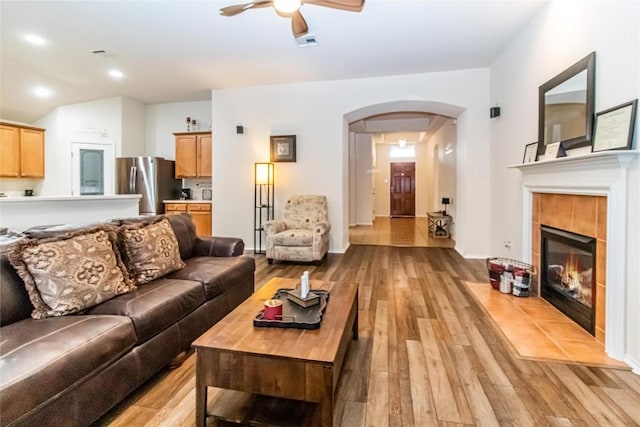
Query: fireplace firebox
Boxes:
[{"xmin": 540, "ymin": 225, "xmax": 596, "ymax": 334}]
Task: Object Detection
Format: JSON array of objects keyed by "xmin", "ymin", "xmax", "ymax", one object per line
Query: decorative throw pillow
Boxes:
[
  {"xmin": 9, "ymin": 226, "xmax": 136, "ymax": 319},
  {"xmin": 119, "ymin": 218, "xmax": 185, "ymax": 285}
]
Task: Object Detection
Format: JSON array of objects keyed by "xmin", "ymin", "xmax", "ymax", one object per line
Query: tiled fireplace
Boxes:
[
  {"xmin": 512, "ymin": 151, "xmax": 637, "ymax": 361},
  {"xmin": 531, "ymin": 194, "xmax": 605, "ymax": 341}
]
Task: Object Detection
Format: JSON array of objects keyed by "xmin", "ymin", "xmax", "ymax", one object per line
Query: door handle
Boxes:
[{"xmin": 129, "ymin": 166, "xmax": 136, "ymax": 193}]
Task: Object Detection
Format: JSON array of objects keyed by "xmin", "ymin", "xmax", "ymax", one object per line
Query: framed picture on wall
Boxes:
[
  {"xmin": 270, "ymin": 135, "xmax": 297, "ymax": 162},
  {"xmin": 522, "ymin": 142, "xmax": 538, "ymax": 163},
  {"xmin": 592, "ymin": 99, "xmax": 637, "ymax": 152}
]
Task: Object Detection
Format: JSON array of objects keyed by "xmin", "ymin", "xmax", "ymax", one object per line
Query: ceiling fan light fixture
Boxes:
[{"xmin": 274, "ymin": 0, "xmax": 301, "ymax": 15}]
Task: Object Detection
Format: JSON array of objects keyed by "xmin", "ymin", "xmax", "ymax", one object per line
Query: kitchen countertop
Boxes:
[
  {"xmin": 163, "ymin": 200, "xmax": 212, "ymax": 204},
  {"xmin": 0, "ymin": 195, "xmax": 141, "ymax": 203}
]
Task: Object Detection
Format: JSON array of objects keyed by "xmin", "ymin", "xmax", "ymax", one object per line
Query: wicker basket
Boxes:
[{"xmin": 486, "ymin": 257, "xmax": 536, "ymax": 296}]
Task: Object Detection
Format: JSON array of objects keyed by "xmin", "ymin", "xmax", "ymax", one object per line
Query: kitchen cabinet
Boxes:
[
  {"xmin": 164, "ymin": 202, "xmax": 212, "ymax": 236},
  {"xmin": 174, "ymin": 132, "xmax": 211, "ymax": 178},
  {"xmin": 0, "ymin": 122, "xmax": 45, "ymax": 178}
]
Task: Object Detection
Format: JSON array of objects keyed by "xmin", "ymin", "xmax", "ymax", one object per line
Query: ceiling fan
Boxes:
[{"xmin": 220, "ymin": 0, "xmax": 365, "ymax": 38}]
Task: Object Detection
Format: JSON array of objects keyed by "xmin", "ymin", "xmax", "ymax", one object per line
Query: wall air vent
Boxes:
[{"xmin": 295, "ymin": 34, "xmax": 319, "ymax": 48}]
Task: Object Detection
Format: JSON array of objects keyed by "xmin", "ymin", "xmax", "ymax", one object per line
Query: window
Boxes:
[
  {"xmin": 71, "ymin": 142, "xmax": 114, "ymax": 196},
  {"xmin": 79, "ymin": 149, "xmax": 104, "ymax": 195},
  {"xmin": 389, "ymin": 145, "xmax": 415, "ymax": 158}
]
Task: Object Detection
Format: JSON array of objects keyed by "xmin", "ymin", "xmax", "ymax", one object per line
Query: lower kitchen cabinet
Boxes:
[{"xmin": 164, "ymin": 202, "xmax": 212, "ymax": 236}]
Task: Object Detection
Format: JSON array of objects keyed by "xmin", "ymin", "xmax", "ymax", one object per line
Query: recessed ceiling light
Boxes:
[
  {"xmin": 25, "ymin": 34, "xmax": 46, "ymax": 46},
  {"xmin": 33, "ymin": 86, "xmax": 52, "ymax": 98},
  {"xmin": 108, "ymin": 69, "xmax": 124, "ymax": 79}
]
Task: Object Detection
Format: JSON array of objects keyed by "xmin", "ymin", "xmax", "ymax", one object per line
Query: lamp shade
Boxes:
[
  {"xmin": 442, "ymin": 197, "xmax": 450, "ymax": 205},
  {"xmin": 255, "ymin": 162, "xmax": 274, "ymax": 185}
]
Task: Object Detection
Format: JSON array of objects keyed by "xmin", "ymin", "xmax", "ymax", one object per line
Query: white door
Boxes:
[{"xmin": 71, "ymin": 142, "xmax": 115, "ymax": 196}]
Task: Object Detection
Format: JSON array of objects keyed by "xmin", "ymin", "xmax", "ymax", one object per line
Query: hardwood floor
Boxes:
[
  {"xmin": 97, "ymin": 247, "xmax": 640, "ymax": 427},
  {"xmin": 349, "ymin": 216, "xmax": 455, "ymax": 248}
]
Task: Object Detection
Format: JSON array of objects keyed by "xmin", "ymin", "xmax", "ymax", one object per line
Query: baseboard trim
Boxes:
[{"xmin": 624, "ymin": 354, "xmax": 640, "ymax": 375}]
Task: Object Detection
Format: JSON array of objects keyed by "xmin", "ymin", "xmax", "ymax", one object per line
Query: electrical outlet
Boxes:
[{"xmin": 504, "ymin": 240, "xmax": 512, "ymax": 250}]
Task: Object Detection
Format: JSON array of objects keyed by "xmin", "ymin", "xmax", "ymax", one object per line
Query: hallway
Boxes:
[{"xmin": 349, "ymin": 216, "xmax": 455, "ymax": 248}]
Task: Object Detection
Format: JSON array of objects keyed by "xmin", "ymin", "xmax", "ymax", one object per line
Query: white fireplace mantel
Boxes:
[{"xmin": 510, "ymin": 150, "xmax": 639, "ymax": 363}]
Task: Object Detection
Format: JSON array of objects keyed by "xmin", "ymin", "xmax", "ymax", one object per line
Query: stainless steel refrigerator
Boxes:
[{"xmin": 116, "ymin": 157, "xmax": 182, "ymax": 215}]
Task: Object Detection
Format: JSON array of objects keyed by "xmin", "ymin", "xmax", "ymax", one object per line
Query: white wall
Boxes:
[
  {"xmin": 33, "ymin": 97, "xmax": 125, "ymax": 196},
  {"xmin": 145, "ymin": 100, "xmax": 211, "ymax": 160},
  {"xmin": 121, "ymin": 97, "xmax": 146, "ymax": 157},
  {"xmin": 423, "ymin": 119, "xmax": 457, "ymax": 231},
  {"xmin": 211, "ymin": 68, "xmax": 491, "ymax": 255},
  {"xmin": 489, "ymin": 0, "xmax": 639, "ymax": 368},
  {"xmin": 354, "ymin": 133, "xmax": 373, "ymax": 225}
]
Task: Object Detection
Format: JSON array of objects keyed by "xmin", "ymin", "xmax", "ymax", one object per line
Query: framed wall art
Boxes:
[
  {"xmin": 522, "ymin": 142, "xmax": 538, "ymax": 163},
  {"xmin": 592, "ymin": 99, "xmax": 637, "ymax": 152},
  {"xmin": 270, "ymin": 135, "xmax": 297, "ymax": 162}
]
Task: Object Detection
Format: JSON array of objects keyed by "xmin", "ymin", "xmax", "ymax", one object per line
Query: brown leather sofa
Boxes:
[{"xmin": 0, "ymin": 213, "xmax": 255, "ymax": 427}]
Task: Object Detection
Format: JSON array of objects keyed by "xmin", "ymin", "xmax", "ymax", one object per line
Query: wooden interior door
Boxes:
[{"xmin": 390, "ymin": 162, "xmax": 415, "ymax": 216}]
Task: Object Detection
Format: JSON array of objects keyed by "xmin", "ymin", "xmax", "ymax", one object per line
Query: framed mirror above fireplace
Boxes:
[{"xmin": 537, "ymin": 52, "xmax": 596, "ymax": 157}]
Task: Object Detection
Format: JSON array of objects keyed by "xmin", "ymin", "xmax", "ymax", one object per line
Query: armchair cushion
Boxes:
[
  {"xmin": 282, "ymin": 195, "xmax": 330, "ymax": 230},
  {"xmin": 271, "ymin": 229, "xmax": 314, "ymax": 247},
  {"xmin": 264, "ymin": 220, "xmax": 286, "ymax": 235}
]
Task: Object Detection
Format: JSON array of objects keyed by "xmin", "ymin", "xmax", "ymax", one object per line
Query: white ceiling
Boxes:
[{"xmin": 0, "ymin": 0, "xmax": 547, "ymax": 123}]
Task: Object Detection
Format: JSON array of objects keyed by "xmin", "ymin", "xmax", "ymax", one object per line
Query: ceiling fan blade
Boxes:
[
  {"xmin": 291, "ymin": 11, "xmax": 309, "ymax": 37},
  {"xmin": 303, "ymin": 0, "xmax": 364, "ymax": 12},
  {"xmin": 220, "ymin": 0, "xmax": 273, "ymax": 16}
]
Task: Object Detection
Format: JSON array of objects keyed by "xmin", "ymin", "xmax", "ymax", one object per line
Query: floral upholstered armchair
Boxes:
[{"xmin": 264, "ymin": 195, "xmax": 330, "ymax": 264}]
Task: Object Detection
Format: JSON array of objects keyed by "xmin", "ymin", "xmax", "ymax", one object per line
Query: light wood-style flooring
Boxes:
[
  {"xmin": 97, "ymin": 246, "xmax": 639, "ymax": 427},
  {"xmin": 349, "ymin": 216, "xmax": 455, "ymax": 248}
]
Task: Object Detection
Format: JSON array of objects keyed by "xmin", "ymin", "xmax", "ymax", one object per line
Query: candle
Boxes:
[
  {"xmin": 301, "ymin": 274, "xmax": 308, "ymax": 299},
  {"xmin": 263, "ymin": 299, "xmax": 283, "ymax": 320}
]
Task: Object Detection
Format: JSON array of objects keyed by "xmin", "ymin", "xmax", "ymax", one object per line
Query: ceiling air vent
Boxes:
[
  {"xmin": 90, "ymin": 49, "xmax": 113, "ymax": 58},
  {"xmin": 295, "ymin": 34, "xmax": 319, "ymax": 48}
]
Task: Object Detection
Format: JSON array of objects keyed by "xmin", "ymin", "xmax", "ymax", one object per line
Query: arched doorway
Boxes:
[{"xmin": 345, "ymin": 101, "xmax": 462, "ymax": 247}]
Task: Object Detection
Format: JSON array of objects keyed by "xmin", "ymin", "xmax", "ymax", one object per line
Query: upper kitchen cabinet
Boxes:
[
  {"xmin": 0, "ymin": 122, "xmax": 45, "ymax": 178},
  {"xmin": 174, "ymin": 131, "xmax": 211, "ymax": 178}
]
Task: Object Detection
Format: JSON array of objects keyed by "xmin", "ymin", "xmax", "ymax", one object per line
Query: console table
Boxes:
[{"xmin": 427, "ymin": 211, "xmax": 451, "ymax": 239}]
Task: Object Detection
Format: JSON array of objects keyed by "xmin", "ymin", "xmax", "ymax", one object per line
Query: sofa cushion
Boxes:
[
  {"xmin": 0, "ymin": 254, "xmax": 33, "ymax": 326},
  {"xmin": 167, "ymin": 213, "xmax": 198, "ymax": 260},
  {"xmin": 119, "ymin": 218, "xmax": 185, "ymax": 285},
  {"xmin": 168, "ymin": 255, "xmax": 256, "ymax": 300},
  {"xmin": 88, "ymin": 277, "xmax": 205, "ymax": 343},
  {"xmin": 0, "ymin": 315, "xmax": 136, "ymax": 425},
  {"xmin": 8, "ymin": 226, "xmax": 136, "ymax": 319}
]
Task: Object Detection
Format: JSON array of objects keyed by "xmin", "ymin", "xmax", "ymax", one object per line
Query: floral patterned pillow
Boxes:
[
  {"xmin": 119, "ymin": 218, "xmax": 185, "ymax": 285},
  {"xmin": 9, "ymin": 226, "xmax": 136, "ymax": 319}
]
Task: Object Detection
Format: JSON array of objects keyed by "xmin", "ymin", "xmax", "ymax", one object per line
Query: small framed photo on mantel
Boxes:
[
  {"xmin": 522, "ymin": 142, "xmax": 538, "ymax": 163},
  {"xmin": 592, "ymin": 99, "xmax": 637, "ymax": 152},
  {"xmin": 538, "ymin": 141, "xmax": 566, "ymax": 161},
  {"xmin": 270, "ymin": 135, "xmax": 297, "ymax": 162}
]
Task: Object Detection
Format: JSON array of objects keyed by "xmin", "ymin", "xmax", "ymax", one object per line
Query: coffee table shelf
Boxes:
[{"xmin": 207, "ymin": 389, "xmax": 321, "ymax": 426}]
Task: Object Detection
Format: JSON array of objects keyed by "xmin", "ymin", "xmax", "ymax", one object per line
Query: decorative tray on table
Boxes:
[{"xmin": 253, "ymin": 288, "xmax": 330, "ymax": 330}]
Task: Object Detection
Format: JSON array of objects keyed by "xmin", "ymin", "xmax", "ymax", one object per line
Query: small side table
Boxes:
[{"xmin": 427, "ymin": 212, "xmax": 452, "ymax": 239}]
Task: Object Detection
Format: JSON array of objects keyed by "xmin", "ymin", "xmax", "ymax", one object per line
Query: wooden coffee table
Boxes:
[{"xmin": 193, "ymin": 277, "xmax": 358, "ymax": 427}]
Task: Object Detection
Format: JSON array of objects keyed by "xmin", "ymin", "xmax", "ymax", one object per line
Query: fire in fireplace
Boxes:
[{"xmin": 540, "ymin": 225, "xmax": 596, "ymax": 334}]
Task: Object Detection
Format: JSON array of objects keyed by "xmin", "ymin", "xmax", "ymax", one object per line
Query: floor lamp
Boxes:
[{"xmin": 254, "ymin": 162, "xmax": 274, "ymax": 254}]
